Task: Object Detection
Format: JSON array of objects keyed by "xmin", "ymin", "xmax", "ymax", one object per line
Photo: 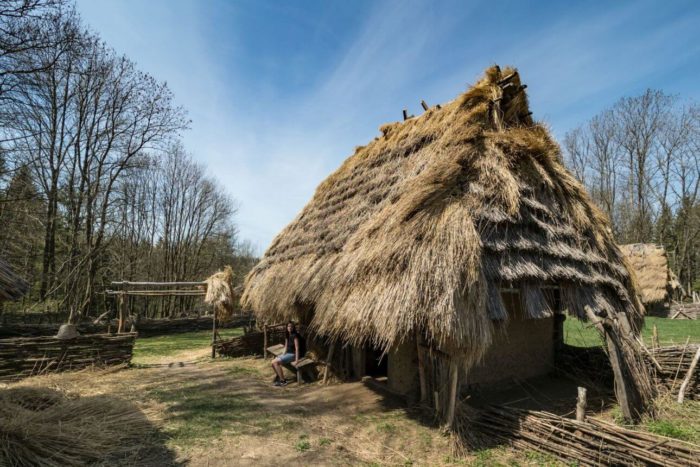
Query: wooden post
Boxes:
[
  {"xmin": 323, "ymin": 342, "xmax": 335, "ymax": 385},
  {"xmin": 211, "ymin": 306, "xmax": 217, "ymax": 359},
  {"xmin": 445, "ymin": 358, "xmax": 459, "ymax": 428},
  {"xmin": 584, "ymin": 306, "xmax": 640, "ymax": 421},
  {"xmin": 652, "ymin": 324, "xmax": 659, "ymax": 350},
  {"xmin": 420, "ymin": 100, "xmax": 429, "ymax": 111},
  {"xmin": 576, "ymin": 387, "xmax": 587, "ymax": 422},
  {"xmin": 416, "ymin": 330, "xmax": 428, "ymax": 403},
  {"xmin": 117, "ymin": 292, "xmax": 126, "ymax": 334},
  {"xmin": 677, "ymin": 346, "xmax": 700, "ymax": 404},
  {"xmin": 263, "ymin": 324, "xmax": 268, "ymax": 359}
]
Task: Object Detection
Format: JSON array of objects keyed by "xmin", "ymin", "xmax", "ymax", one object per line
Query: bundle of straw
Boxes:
[
  {"xmin": 204, "ymin": 266, "xmax": 238, "ymax": 321},
  {"xmin": 0, "ymin": 387, "xmax": 155, "ymax": 466}
]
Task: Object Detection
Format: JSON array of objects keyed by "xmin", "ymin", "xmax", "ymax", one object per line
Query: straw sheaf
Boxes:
[
  {"xmin": 205, "ymin": 266, "xmax": 237, "ymax": 320},
  {"xmin": 619, "ymin": 243, "xmax": 674, "ymax": 305},
  {"xmin": 242, "ymin": 66, "xmax": 642, "ymax": 358}
]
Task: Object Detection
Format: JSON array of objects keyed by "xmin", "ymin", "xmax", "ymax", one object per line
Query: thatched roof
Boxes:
[
  {"xmin": 242, "ymin": 66, "xmax": 642, "ymax": 363},
  {"xmin": 619, "ymin": 243, "xmax": 680, "ymax": 305},
  {"xmin": 0, "ymin": 257, "xmax": 28, "ymax": 302}
]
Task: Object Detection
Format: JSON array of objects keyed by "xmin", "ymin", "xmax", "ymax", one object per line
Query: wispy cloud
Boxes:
[{"xmin": 75, "ymin": 0, "xmax": 700, "ymax": 254}]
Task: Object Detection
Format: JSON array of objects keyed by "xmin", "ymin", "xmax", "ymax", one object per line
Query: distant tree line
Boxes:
[
  {"xmin": 0, "ymin": 1, "xmax": 256, "ymax": 322},
  {"xmin": 564, "ymin": 90, "xmax": 700, "ymax": 294}
]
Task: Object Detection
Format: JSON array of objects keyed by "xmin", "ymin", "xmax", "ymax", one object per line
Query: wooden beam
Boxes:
[
  {"xmin": 402, "ymin": 109, "xmax": 409, "ymax": 121},
  {"xmin": 416, "ymin": 329, "xmax": 428, "ymax": 404},
  {"xmin": 106, "ymin": 290, "xmax": 206, "ymax": 296},
  {"xmin": 117, "ymin": 293, "xmax": 126, "ymax": 334},
  {"xmin": 420, "ymin": 100, "xmax": 429, "ymax": 111},
  {"xmin": 263, "ymin": 324, "xmax": 268, "ymax": 359},
  {"xmin": 584, "ymin": 306, "xmax": 640, "ymax": 421},
  {"xmin": 445, "ymin": 358, "xmax": 459, "ymax": 428},
  {"xmin": 211, "ymin": 306, "xmax": 217, "ymax": 359},
  {"xmin": 110, "ymin": 281, "xmax": 207, "ymax": 287}
]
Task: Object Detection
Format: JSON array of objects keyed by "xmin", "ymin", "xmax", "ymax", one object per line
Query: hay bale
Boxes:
[
  {"xmin": 0, "ymin": 387, "xmax": 155, "ymax": 466},
  {"xmin": 205, "ymin": 266, "xmax": 238, "ymax": 321}
]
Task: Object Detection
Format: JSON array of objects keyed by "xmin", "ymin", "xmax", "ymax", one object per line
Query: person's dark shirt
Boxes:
[{"xmin": 286, "ymin": 331, "xmax": 299, "ymax": 354}]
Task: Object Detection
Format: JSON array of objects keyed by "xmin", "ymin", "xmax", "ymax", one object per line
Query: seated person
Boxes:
[{"xmin": 271, "ymin": 321, "xmax": 305, "ymax": 386}]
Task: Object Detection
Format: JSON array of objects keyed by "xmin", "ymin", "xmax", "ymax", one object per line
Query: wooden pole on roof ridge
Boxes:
[{"xmin": 420, "ymin": 100, "xmax": 429, "ymax": 111}]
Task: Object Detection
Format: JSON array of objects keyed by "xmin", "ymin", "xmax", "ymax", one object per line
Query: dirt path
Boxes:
[{"xmin": 8, "ymin": 352, "xmax": 463, "ymax": 466}]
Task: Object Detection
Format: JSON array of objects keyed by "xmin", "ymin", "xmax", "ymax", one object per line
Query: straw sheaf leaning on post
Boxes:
[
  {"xmin": 205, "ymin": 266, "xmax": 238, "ymax": 321},
  {"xmin": 242, "ymin": 66, "xmax": 652, "ymax": 418}
]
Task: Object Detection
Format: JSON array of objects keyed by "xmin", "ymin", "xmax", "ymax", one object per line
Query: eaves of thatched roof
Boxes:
[
  {"xmin": 242, "ymin": 66, "xmax": 642, "ymax": 362},
  {"xmin": 0, "ymin": 257, "xmax": 28, "ymax": 302}
]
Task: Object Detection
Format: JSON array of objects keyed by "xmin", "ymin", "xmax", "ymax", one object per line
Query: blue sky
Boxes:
[{"xmin": 75, "ymin": 0, "xmax": 700, "ymax": 254}]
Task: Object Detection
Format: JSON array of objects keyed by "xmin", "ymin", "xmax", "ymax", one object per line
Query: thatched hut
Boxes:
[
  {"xmin": 0, "ymin": 257, "xmax": 28, "ymax": 303},
  {"xmin": 620, "ymin": 243, "xmax": 684, "ymax": 316},
  {"xmin": 242, "ymin": 66, "xmax": 653, "ymax": 424}
]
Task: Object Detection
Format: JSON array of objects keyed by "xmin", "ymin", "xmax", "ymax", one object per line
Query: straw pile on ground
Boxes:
[
  {"xmin": 205, "ymin": 266, "xmax": 237, "ymax": 321},
  {"xmin": 0, "ymin": 386, "xmax": 155, "ymax": 466},
  {"xmin": 620, "ymin": 243, "xmax": 683, "ymax": 314}
]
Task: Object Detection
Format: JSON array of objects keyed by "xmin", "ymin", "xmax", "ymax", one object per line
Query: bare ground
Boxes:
[{"xmin": 4, "ymin": 348, "xmax": 491, "ymax": 466}]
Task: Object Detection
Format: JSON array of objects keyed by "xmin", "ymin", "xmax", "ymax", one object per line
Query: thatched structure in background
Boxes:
[
  {"xmin": 620, "ymin": 243, "xmax": 684, "ymax": 315},
  {"xmin": 242, "ymin": 66, "xmax": 653, "ymax": 424},
  {"xmin": 0, "ymin": 257, "xmax": 28, "ymax": 302}
]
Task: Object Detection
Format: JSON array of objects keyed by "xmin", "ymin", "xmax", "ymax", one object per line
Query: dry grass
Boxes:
[
  {"xmin": 620, "ymin": 243, "xmax": 679, "ymax": 305},
  {"xmin": 242, "ymin": 65, "xmax": 643, "ymax": 369},
  {"xmin": 0, "ymin": 385, "xmax": 163, "ymax": 466},
  {"xmin": 205, "ymin": 266, "xmax": 237, "ymax": 321}
]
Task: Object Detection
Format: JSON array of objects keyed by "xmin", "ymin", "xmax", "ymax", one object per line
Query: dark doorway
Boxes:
[{"xmin": 365, "ymin": 347, "xmax": 388, "ymax": 377}]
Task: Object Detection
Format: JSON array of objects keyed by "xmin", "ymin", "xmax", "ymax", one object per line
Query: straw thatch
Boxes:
[
  {"xmin": 0, "ymin": 386, "xmax": 156, "ymax": 466},
  {"xmin": 0, "ymin": 257, "xmax": 28, "ymax": 302},
  {"xmin": 242, "ymin": 66, "xmax": 642, "ymax": 367},
  {"xmin": 620, "ymin": 243, "xmax": 682, "ymax": 309},
  {"xmin": 205, "ymin": 266, "xmax": 238, "ymax": 320}
]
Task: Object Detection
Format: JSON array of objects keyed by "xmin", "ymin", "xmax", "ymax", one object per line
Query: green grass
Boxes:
[
  {"xmin": 132, "ymin": 328, "xmax": 243, "ymax": 362},
  {"xmin": 146, "ymin": 377, "xmax": 271, "ymax": 445},
  {"xmin": 564, "ymin": 316, "xmax": 700, "ymax": 348}
]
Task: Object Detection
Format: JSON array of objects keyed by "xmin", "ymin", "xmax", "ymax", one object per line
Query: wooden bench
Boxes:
[{"xmin": 266, "ymin": 344, "xmax": 315, "ymax": 383}]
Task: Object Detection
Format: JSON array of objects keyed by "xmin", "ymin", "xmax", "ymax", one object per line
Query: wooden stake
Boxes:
[
  {"xmin": 323, "ymin": 342, "xmax": 335, "ymax": 385},
  {"xmin": 576, "ymin": 387, "xmax": 587, "ymax": 422},
  {"xmin": 263, "ymin": 324, "xmax": 268, "ymax": 359},
  {"xmin": 446, "ymin": 358, "xmax": 459, "ymax": 428},
  {"xmin": 117, "ymin": 292, "xmax": 126, "ymax": 334},
  {"xmin": 211, "ymin": 306, "xmax": 217, "ymax": 359},
  {"xmin": 677, "ymin": 346, "xmax": 700, "ymax": 404},
  {"xmin": 402, "ymin": 109, "xmax": 409, "ymax": 121},
  {"xmin": 420, "ymin": 100, "xmax": 429, "ymax": 111},
  {"xmin": 652, "ymin": 324, "xmax": 659, "ymax": 350},
  {"xmin": 416, "ymin": 330, "xmax": 428, "ymax": 403}
]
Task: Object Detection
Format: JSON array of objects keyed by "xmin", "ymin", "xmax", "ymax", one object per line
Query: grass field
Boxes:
[
  {"xmin": 564, "ymin": 316, "xmax": 700, "ymax": 347},
  {"xmin": 132, "ymin": 328, "xmax": 243, "ymax": 364}
]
